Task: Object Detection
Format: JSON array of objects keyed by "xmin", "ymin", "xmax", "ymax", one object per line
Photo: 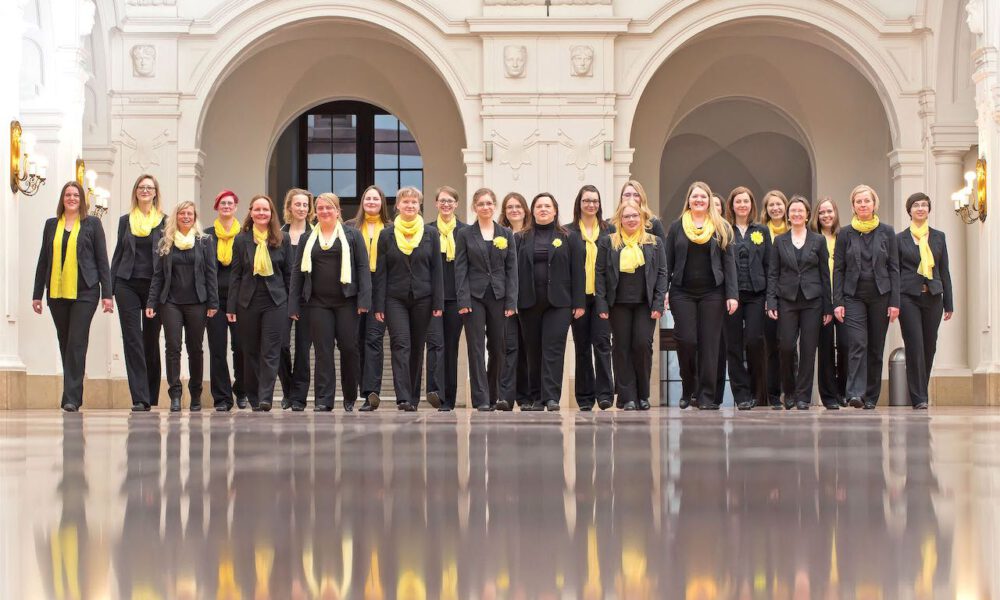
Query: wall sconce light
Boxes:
[
  {"xmin": 604, "ymin": 141, "xmax": 612, "ymax": 162},
  {"xmin": 77, "ymin": 159, "xmax": 110, "ymax": 218},
  {"xmin": 954, "ymin": 158, "xmax": 987, "ymax": 224},
  {"xmin": 10, "ymin": 120, "xmax": 47, "ymax": 196},
  {"xmin": 484, "ymin": 141, "xmax": 493, "ymax": 162}
]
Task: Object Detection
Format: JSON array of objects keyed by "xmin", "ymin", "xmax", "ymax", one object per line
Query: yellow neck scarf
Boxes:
[
  {"xmin": 437, "ymin": 216, "xmax": 456, "ymax": 262},
  {"xmin": 910, "ymin": 222, "xmax": 935, "ymax": 279},
  {"xmin": 129, "ymin": 207, "xmax": 163, "ymax": 238},
  {"xmin": 825, "ymin": 234, "xmax": 836, "ymax": 287},
  {"xmin": 394, "ymin": 216, "xmax": 424, "ymax": 256},
  {"xmin": 851, "ymin": 214, "xmax": 880, "ymax": 234},
  {"xmin": 50, "ymin": 217, "xmax": 80, "ymax": 300},
  {"xmin": 767, "ymin": 220, "xmax": 788, "ymax": 241},
  {"xmin": 361, "ymin": 215, "xmax": 384, "ymax": 272},
  {"xmin": 619, "ymin": 230, "xmax": 646, "ymax": 274},
  {"xmin": 579, "ymin": 220, "xmax": 599, "ymax": 295},
  {"xmin": 301, "ymin": 222, "xmax": 352, "ymax": 284},
  {"xmin": 682, "ymin": 211, "xmax": 715, "ymax": 245},
  {"xmin": 214, "ymin": 218, "xmax": 239, "ymax": 266},
  {"xmin": 252, "ymin": 227, "xmax": 274, "ymax": 277},
  {"xmin": 173, "ymin": 228, "xmax": 195, "ymax": 250}
]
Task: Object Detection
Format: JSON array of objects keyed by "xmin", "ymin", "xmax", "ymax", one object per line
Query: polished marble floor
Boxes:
[{"xmin": 1, "ymin": 407, "xmax": 999, "ymax": 599}]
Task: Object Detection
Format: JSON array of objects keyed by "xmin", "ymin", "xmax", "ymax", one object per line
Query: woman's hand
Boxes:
[
  {"xmin": 767, "ymin": 309, "xmax": 778, "ymax": 320},
  {"xmin": 32, "ymin": 300, "xmax": 43, "ymax": 315},
  {"xmin": 207, "ymin": 308, "xmax": 217, "ymax": 318},
  {"xmin": 504, "ymin": 309, "xmax": 515, "ymax": 317},
  {"xmin": 573, "ymin": 308, "xmax": 585, "ymax": 320},
  {"xmin": 822, "ymin": 314, "xmax": 832, "ymax": 326},
  {"xmin": 102, "ymin": 299, "xmax": 114, "ymax": 314},
  {"xmin": 834, "ymin": 306, "xmax": 845, "ymax": 323},
  {"xmin": 459, "ymin": 307, "xmax": 472, "ymax": 315},
  {"xmin": 726, "ymin": 299, "xmax": 738, "ymax": 315},
  {"xmin": 290, "ymin": 313, "xmax": 299, "ymax": 321},
  {"xmin": 227, "ymin": 313, "xmax": 237, "ymax": 323},
  {"xmin": 432, "ymin": 310, "xmax": 443, "ymax": 318},
  {"xmin": 888, "ymin": 306, "xmax": 899, "ymax": 323},
  {"xmin": 145, "ymin": 308, "xmax": 156, "ymax": 319},
  {"xmin": 944, "ymin": 311, "xmax": 954, "ymax": 321},
  {"xmin": 375, "ymin": 312, "xmax": 385, "ymax": 323},
  {"xmin": 599, "ymin": 312, "xmax": 609, "ymax": 320},
  {"xmin": 358, "ymin": 307, "xmax": 369, "ymax": 315},
  {"xmin": 651, "ymin": 310, "xmax": 662, "ymax": 320},
  {"xmin": 664, "ymin": 294, "xmax": 669, "ymax": 311}
]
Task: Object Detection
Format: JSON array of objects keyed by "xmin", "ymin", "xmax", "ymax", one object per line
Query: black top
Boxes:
[
  {"xmin": 33, "ymin": 217, "xmax": 113, "ymax": 304},
  {"xmin": 663, "ymin": 219, "xmax": 738, "ymax": 300},
  {"xmin": 60, "ymin": 230, "xmax": 72, "ymax": 267},
  {"xmin": 767, "ymin": 231, "xmax": 832, "ymax": 314},
  {"xmin": 729, "ymin": 223, "xmax": 770, "ymax": 294},
  {"xmin": 288, "ymin": 225, "xmax": 372, "ymax": 316},
  {"xmin": 832, "ymin": 223, "xmax": 900, "ymax": 308},
  {"xmin": 147, "ymin": 234, "xmax": 220, "ymax": 310},
  {"xmin": 896, "ymin": 227, "xmax": 954, "ymax": 312},
  {"xmin": 204, "ymin": 225, "xmax": 238, "ymax": 299},
  {"xmin": 425, "ymin": 219, "xmax": 467, "ymax": 302},
  {"xmin": 372, "ymin": 224, "xmax": 444, "ymax": 314},
  {"xmin": 226, "ymin": 232, "xmax": 293, "ymax": 312},
  {"xmin": 308, "ymin": 241, "xmax": 347, "ymax": 306},
  {"xmin": 682, "ymin": 241, "xmax": 714, "ymax": 293},
  {"xmin": 858, "ymin": 232, "xmax": 876, "ymax": 282},
  {"xmin": 533, "ymin": 222, "xmax": 555, "ymax": 300},
  {"xmin": 132, "ymin": 236, "xmax": 154, "ymax": 280},
  {"xmin": 616, "ymin": 265, "xmax": 647, "ymax": 304},
  {"xmin": 166, "ymin": 248, "xmax": 198, "ymax": 305},
  {"xmin": 455, "ymin": 222, "xmax": 518, "ymax": 312},
  {"xmin": 515, "ymin": 225, "xmax": 586, "ymax": 310},
  {"xmin": 110, "ymin": 213, "xmax": 165, "ymax": 289}
]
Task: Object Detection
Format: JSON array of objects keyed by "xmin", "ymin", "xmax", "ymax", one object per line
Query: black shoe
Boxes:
[
  {"xmin": 61, "ymin": 403, "xmax": 78, "ymax": 413},
  {"xmin": 495, "ymin": 400, "xmax": 511, "ymax": 411},
  {"xmin": 521, "ymin": 402, "xmax": 543, "ymax": 412},
  {"xmin": 545, "ymin": 400, "xmax": 560, "ymax": 411},
  {"xmin": 579, "ymin": 404, "xmax": 593, "ymax": 412},
  {"xmin": 291, "ymin": 405, "xmax": 305, "ymax": 412},
  {"xmin": 235, "ymin": 396, "xmax": 248, "ymax": 409},
  {"xmin": 343, "ymin": 402, "xmax": 354, "ymax": 412},
  {"xmin": 398, "ymin": 402, "xmax": 416, "ymax": 412},
  {"xmin": 623, "ymin": 401, "xmax": 637, "ymax": 411},
  {"xmin": 215, "ymin": 404, "xmax": 231, "ymax": 412},
  {"xmin": 863, "ymin": 400, "xmax": 876, "ymax": 410},
  {"xmin": 314, "ymin": 404, "xmax": 332, "ymax": 412},
  {"xmin": 736, "ymin": 400, "xmax": 753, "ymax": 411},
  {"xmin": 822, "ymin": 402, "xmax": 840, "ymax": 410},
  {"xmin": 638, "ymin": 399, "xmax": 651, "ymax": 411},
  {"xmin": 913, "ymin": 402, "xmax": 928, "ymax": 410},
  {"xmin": 848, "ymin": 397, "xmax": 864, "ymax": 409},
  {"xmin": 170, "ymin": 397, "xmax": 181, "ymax": 412},
  {"xmin": 131, "ymin": 403, "xmax": 150, "ymax": 412},
  {"xmin": 427, "ymin": 391, "xmax": 442, "ymax": 409},
  {"xmin": 359, "ymin": 401, "xmax": 374, "ymax": 412},
  {"xmin": 598, "ymin": 399, "xmax": 613, "ymax": 410},
  {"xmin": 837, "ymin": 396, "xmax": 848, "ymax": 408},
  {"xmin": 258, "ymin": 402, "xmax": 272, "ymax": 412},
  {"xmin": 796, "ymin": 401, "xmax": 810, "ymax": 410},
  {"xmin": 190, "ymin": 400, "xmax": 201, "ymax": 412},
  {"xmin": 783, "ymin": 396, "xmax": 795, "ymax": 410},
  {"xmin": 698, "ymin": 401, "xmax": 719, "ymax": 410},
  {"xmin": 366, "ymin": 392, "xmax": 381, "ymax": 410},
  {"xmin": 281, "ymin": 397, "xmax": 291, "ymax": 410},
  {"xmin": 438, "ymin": 406, "xmax": 453, "ymax": 412},
  {"xmin": 679, "ymin": 396, "xmax": 691, "ymax": 409},
  {"xmin": 477, "ymin": 405, "xmax": 494, "ymax": 412}
]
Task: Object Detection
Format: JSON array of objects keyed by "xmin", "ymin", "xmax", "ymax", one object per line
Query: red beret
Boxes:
[{"xmin": 214, "ymin": 189, "xmax": 238, "ymax": 210}]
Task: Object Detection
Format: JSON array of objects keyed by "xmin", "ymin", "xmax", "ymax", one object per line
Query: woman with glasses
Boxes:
[{"xmin": 499, "ymin": 192, "xmax": 532, "ymax": 409}]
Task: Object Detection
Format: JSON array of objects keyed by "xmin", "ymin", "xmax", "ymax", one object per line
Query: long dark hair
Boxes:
[
  {"xmin": 499, "ymin": 192, "xmax": 530, "ymax": 231},
  {"xmin": 56, "ymin": 181, "xmax": 89, "ymax": 220},
  {"xmin": 349, "ymin": 185, "xmax": 391, "ymax": 226},
  {"xmin": 571, "ymin": 184, "xmax": 609, "ymax": 231},
  {"xmin": 523, "ymin": 192, "xmax": 568, "ymax": 235},
  {"xmin": 241, "ymin": 195, "xmax": 284, "ymax": 248}
]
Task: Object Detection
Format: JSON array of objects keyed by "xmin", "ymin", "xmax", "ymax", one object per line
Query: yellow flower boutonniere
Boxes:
[
  {"xmin": 552, "ymin": 238, "xmax": 563, "ymax": 248},
  {"xmin": 750, "ymin": 231, "xmax": 764, "ymax": 245},
  {"xmin": 493, "ymin": 236, "xmax": 508, "ymax": 250}
]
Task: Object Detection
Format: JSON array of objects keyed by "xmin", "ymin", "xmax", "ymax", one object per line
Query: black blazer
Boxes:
[
  {"xmin": 33, "ymin": 217, "xmax": 113, "ymax": 301},
  {"xmin": 147, "ymin": 233, "xmax": 219, "ymax": 310},
  {"xmin": 203, "ymin": 226, "xmax": 238, "ymax": 297},
  {"xmin": 648, "ymin": 217, "xmax": 667, "ymax": 244},
  {"xmin": 897, "ymin": 227, "xmax": 953, "ymax": 312},
  {"xmin": 766, "ymin": 231, "xmax": 832, "ymax": 314},
  {"xmin": 832, "ymin": 223, "xmax": 900, "ymax": 308},
  {"xmin": 730, "ymin": 223, "xmax": 771, "ymax": 293},
  {"xmin": 288, "ymin": 226, "xmax": 372, "ymax": 316},
  {"xmin": 515, "ymin": 227, "xmax": 586, "ymax": 310},
  {"xmin": 594, "ymin": 236, "xmax": 669, "ymax": 314},
  {"xmin": 372, "ymin": 225, "xmax": 444, "ymax": 314},
  {"xmin": 110, "ymin": 213, "xmax": 165, "ymax": 287},
  {"xmin": 226, "ymin": 232, "xmax": 293, "ymax": 313},
  {"xmin": 425, "ymin": 218, "xmax": 468, "ymax": 301},
  {"xmin": 455, "ymin": 222, "xmax": 518, "ymax": 312},
  {"xmin": 663, "ymin": 219, "xmax": 738, "ymax": 300}
]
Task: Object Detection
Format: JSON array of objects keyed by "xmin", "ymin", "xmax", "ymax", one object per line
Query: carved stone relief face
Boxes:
[
  {"xmin": 130, "ymin": 45, "xmax": 156, "ymax": 78},
  {"xmin": 570, "ymin": 45, "xmax": 594, "ymax": 77},
  {"xmin": 503, "ymin": 45, "xmax": 527, "ymax": 78},
  {"xmin": 966, "ymin": 0, "xmax": 984, "ymax": 35}
]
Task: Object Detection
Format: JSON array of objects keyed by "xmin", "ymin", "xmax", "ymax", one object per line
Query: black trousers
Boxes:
[
  {"xmin": 49, "ymin": 299, "xmax": 97, "ymax": 408},
  {"xmin": 160, "ymin": 302, "xmax": 208, "ymax": 404},
  {"xmin": 278, "ymin": 311, "xmax": 311, "ymax": 408},
  {"xmin": 609, "ymin": 303, "xmax": 655, "ymax": 405},
  {"xmin": 358, "ymin": 311, "xmax": 386, "ymax": 396},
  {"xmin": 899, "ymin": 292, "xmax": 943, "ymax": 406},
  {"xmin": 427, "ymin": 299, "xmax": 462, "ymax": 407},
  {"xmin": 763, "ymin": 315, "xmax": 781, "ymax": 403},
  {"xmin": 817, "ymin": 319, "xmax": 847, "ymax": 405},
  {"xmin": 385, "ymin": 294, "xmax": 433, "ymax": 406},
  {"xmin": 206, "ymin": 295, "xmax": 245, "ymax": 408},
  {"xmin": 500, "ymin": 315, "xmax": 529, "ymax": 405},
  {"xmin": 309, "ymin": 302, "xmax": 360, "ymax": 408},
  {"xmin": 843, "ymin": 280, "xmax": 890, "ymax": 402},
  {"xmin": 670, "ymin": 286, "xmax": 725, "ymax": 407},
  {"xmin": 238, "ymin": 300, "xmax": 287, "ymax": 408},
  {"xmin": 725, "ymin": 291, "xmax": 766, "ymax": 405},
  {"xmin": 115, "ymin": 277, "xmax": 162, "ymax": 406},
  {"xmin": 463, "ymin": 290, "xmax": 506, "ymax": 408},
  {"xmin": 714, "ymin": 328, "xmax": 727, "ymax": 404},
  {"xmin": 519, "ymin": 300, "xmax": 573, "ymax": 406},
  {"xmin": 777, "ymin": 294, "xmax": 822, "ymax": 405},
  {"xmin": 571, "ymin": 296, "xmax": 613, "ymax": 408}
]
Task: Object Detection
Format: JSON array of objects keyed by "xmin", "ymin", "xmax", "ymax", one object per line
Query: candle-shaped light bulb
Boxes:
[
  {"xmin": 21, "ymin": 132, "xmax": 36, "ymax": 156},
  {"xmin": 27, "ymin": 158, "xmax": 37, "ymax": 176},
  {"xmin": 953, "ymin": 192, "xmax": 963, "ymax": 210},
  {"xmin": 965, "ymin": 171, "xmax": 976, "ymax": 186},
  {"xmin": 85, "ymin": 169, "xmax": 97, "ymax": 189}
]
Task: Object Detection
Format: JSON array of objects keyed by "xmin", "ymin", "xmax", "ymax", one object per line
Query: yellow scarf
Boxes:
[
  {"xmin": 682, "ymin": 211, "xmax": 715, "ymax": 245},
  {"xmin": 361, "ymin": 215, "xmax": 384, "ymax": 272},
  {"xmin": 851, "ymin": 214, "xmax": 880, "ymax": 234},
  {"xmin": 619, "ymin": 230, "xmax": 646, "ymax": 274},
  {"xmin": 579, "ymin": 220, "xmax": 599, "ymax": 294},
  {"xmin": 301, "ymin": 222, "xmax": 352, "ymax": 284},
  {"xmin": 129, "ymin": 207, "xmax": 163, "ymax": 238},
  {"xmin": 214, "ymin": 218, "xmax": 239, "ymax": 266},
  {"xmin": 252, "ymin": 227, "xmax": 274, "ymax": 277},
  {"xmin": 825, "ymin": 234, "xmax": 835, "ymax": 287},
  {"xmin": 173, "ymin": 229, "xmax": 195, "ymax": 250},
  {"xmin": 910, "ymin": 222, "xmax": 935, "ymax": 279},
  {"xmin": 393, "ymin": 216, "xmax": 424, "ymax": 256},
  {"xmin": 49, "ymin": 216, "xmax": 80, "ymax": 300},
  {"xmin": 767, "ymin": 220, "xmax": 788, "ymax": 241},
  {"xmin": 437, "ymin": 216, "xmax": 456, "ymax": 262}
]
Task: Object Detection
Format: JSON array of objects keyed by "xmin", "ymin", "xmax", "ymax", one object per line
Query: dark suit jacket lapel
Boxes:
[
  {"xmin": 781, "ymin": 236, "xmax": 798, "ymax": 272},
  {"xmin": 472, "ymin": 224, "xmax": 490, "ymax": 273}
]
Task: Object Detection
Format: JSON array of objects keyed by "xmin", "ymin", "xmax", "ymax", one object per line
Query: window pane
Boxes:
[
  {"xmin": 307, "ymin": 170, "xmax": 332, "ymax": 196},
  {"xmin": 399, "ymin": 142, "xmax": 422, "ymax": 169},
  {"xmin": 375, "ymin": 170, "xmax": 398, "ymax": 198},
  {"xmin": 331, "ymin": 115, "xmax": 357, "ymax": 143},
  {"xmin": 307, "ymin": 115, "xmax": 332, "ymax": 141},
  {"xmin": 333, "ymin": 170, "xmax": 357, "ymax": 198},
  {"xmin": 400, "ymin": 170, "xmax": 423, "ymax": 191},
  {"xmin": 399, "ymin": 121, "xmax": 414, "ymax": 142},
  {"xmin": 374, "ymin": 115, "xmax": 399, "ymax": 141},
  {"xmin": 307, "ymin": 142, "xmax": 332, "ymax": 169},
  {"xmin": 375, "ymin": 142, "xmax": 398, "ymax": 169},
  {"xmin": 332, "ymin": 142, "xmax": 356, "ymax": 169}
]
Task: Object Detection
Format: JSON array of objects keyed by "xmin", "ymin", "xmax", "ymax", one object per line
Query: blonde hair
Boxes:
[
  {"xmin": 130, "ymin": 174, "xmax": 161, "ymax": 212},
  {"xmin": 396, "ymin": 186, "xmax": 423, "ymax": 209},
  {"xmin": 610, "ymin": 199, "xmax": 656, "ymax": 250},
  {"xmin": 680, "ymin": 181, "xmax": 732, "ymax": 249},
  {"xmin": 849, "ymin": 184, "xmax": 880, "ymax": 214},
  {"xmin": 760, "ymin": 190, "xmax": 789, "ymax": 226},
  {"xmin": 283, "ymin": 188, "xmax": 315, "ymax": 224},
  {"xmin": 158, "ymin": 200, "xmax": 205, "ymax": 255},
  {"xmin": 314, "ymin": 192, "xmax": 342, "ymax": 221}
]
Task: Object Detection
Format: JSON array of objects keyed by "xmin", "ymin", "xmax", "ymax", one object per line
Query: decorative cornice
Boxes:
[{"xmin": 467, "ymin": 16, "xmax": 630, "ymax": 33}]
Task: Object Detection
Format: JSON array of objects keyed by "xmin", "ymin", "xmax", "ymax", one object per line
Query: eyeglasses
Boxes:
[
  {"xmin": 137, "ymin": 186, "xmax": 156, "ymax": 192},
  {"xmin": 437, "ymin": 199, "xmax": 457, "ymax": 206}
]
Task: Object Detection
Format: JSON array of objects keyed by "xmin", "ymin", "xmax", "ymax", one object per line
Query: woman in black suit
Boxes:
[
  {"xmin": 499, "ymin": 192, "xmax": 531, "ymax": 409},
  {"xmin": 373, "ymin": 186, "xmax": 444, "ymax": 411},
  {"xmin": 225, "ymin": 195, "xmax": 293, "ymax": 412},
  {"xmin": 566, "ymin": 185, "xmax": 614, "ymax": 411},
  {"xmin": 349, "ymin": 185, "xmax": 392, "ymax": 411},
  {"xmin": 595, "ymin": 199, "xmax": 667, "ymax": 410},
  {"xmin": 724, "ymin": 186, "xmax": 770, "ymax": 410},
  {"xmin": 833, "ymin": 184, "xmax": 900, "ymax": 409},
  {"xmin": 204, "ymin": 189, "xmax": 246, "ymax": 411},
  {"xmin": 424, "ymin": 186, "xmax": 467, "ymax": 411},
  {"xmin": 810, "ymin": 198, "xmax": 848, "ymax": 409},
  {"xmin": 289, "ymin": 193, "xmax": 371, "ymax": 412},
  {"xmin": 897, "ymin": 192, "xmax": 953, "ymax": 409},
  {"xmin": 515, "ymin": 193, "xmax": 586, "ymax": 411},
  {"xmin": 32, "ymin": 181, "xmax": 113, "ymax": 412},
  {"xmin": 766, "ymin": 196, "xmax": 833, "ymax": 410},
  {"xmin": 145, "ymin": 201, "xmax": 219, "ymax": 412},
  {"xmin": 110, "ymin": 174, "xmax": 164, "ymax": 408},
  {"xmin": 760, "ymin": 190, "xmax": 789, "ymax": 409},
  {"xmin": 278, "ymin": 188, "xmax": 314, "ymax": 410},
  {"xmin": 456, "ymin": 188, "xmax": 518, "ymax": 411},
  {"xmin": 665, "ymin": 181, "xmax": 738, "ymax": 410}
]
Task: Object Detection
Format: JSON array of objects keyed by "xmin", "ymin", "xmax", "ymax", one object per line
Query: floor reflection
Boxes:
[{"xmin": 1, "ymin": 409, "xmax": 998, "ymax": 599}]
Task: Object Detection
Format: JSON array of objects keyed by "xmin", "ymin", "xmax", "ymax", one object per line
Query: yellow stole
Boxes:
[
  {"xmin": 619, "ymin": 230, "xmax": 646, "ymax": 273},
  {"xmin": 682, "ymin": 211, "xmax": 715, "ymax": 245},
  {"xmin": 909, "ymin": 222, "xmax": 935, "ymax": 279},
  {"xmin": 361, "ymin": 215, "xmax": 384, "ymax": 272},
  {"xmin": 129, "ymin": 207, "xmax": 163, "ymax": 237},
  {"xmin": 49, "ymin": 217, "xmax": 80, "ymax": 299},
  {"xmin": 437, "ymin": 216, "xmax": 456, "ymax": 262},
  {"xmin": 214, "ymin": 218, "xmax": 239, "ymax": 266},
  {"xmin": 767, "ymin": 220, "xmax": 788, "ymax": 241},
  {"xmin": 579, "ymin": 220, "xmax": 599, "ymax": 294},
  {"xmin": 252, "ymin": 227, "xmax": 274, "ymax": 277},
  {"xmin": 393, "ymin": 216, "xmax": 424, "ymax": 255}
]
